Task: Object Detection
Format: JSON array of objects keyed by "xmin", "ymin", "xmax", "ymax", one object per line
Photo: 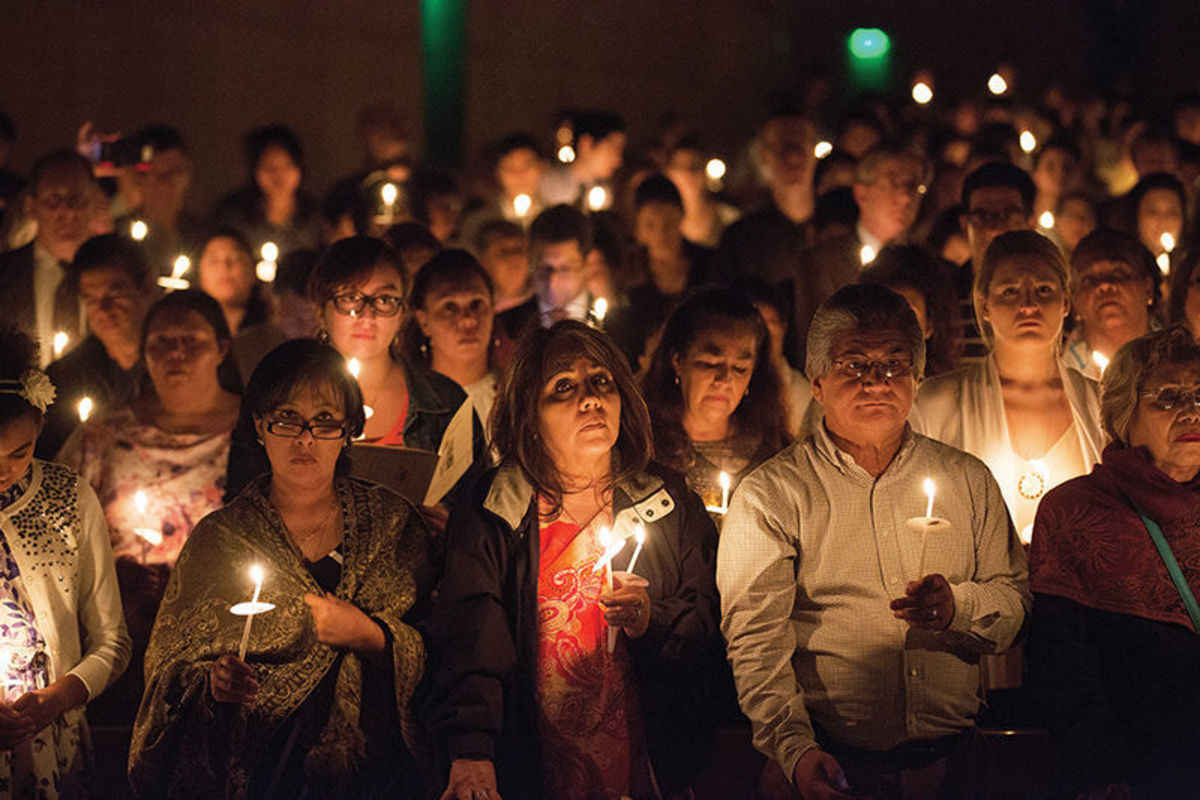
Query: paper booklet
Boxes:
[{"xmin": 350, "ymin": 399, "xmax": 475, "ymax": 507}]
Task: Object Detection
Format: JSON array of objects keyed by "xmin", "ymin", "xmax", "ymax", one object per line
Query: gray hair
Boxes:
[
  {"xmin": 854, "ymin": 146, "xmax": 929, "ymax": 186},
  {"xmin": 1101, "ymin": 326, "xmax": 1200, "ymax": 445},
  {"xmin": 806, "ymin": 283, "xmax": 926, "ymax": 380}
]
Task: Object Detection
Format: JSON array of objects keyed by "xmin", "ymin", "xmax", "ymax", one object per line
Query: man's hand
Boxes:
[
  {"xmin": 210, "ymin": 655, "xmax": 258, "ymax": 704},
  {"xmin": 792, "ymin": 749, "xmax": 853, "ymax": 800},
  {"xmin": 439, "ymin": 758, "xmax": 501, "ymax": 800},
  {"xmin": 890, "ymin": 574, "xmax": 955, "ymax": 630}
]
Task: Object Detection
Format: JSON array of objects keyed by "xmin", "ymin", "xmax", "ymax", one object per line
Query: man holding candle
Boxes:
[{"xmin": 718, "ymin": 284, "xmax": 1029, "ymax": 799}]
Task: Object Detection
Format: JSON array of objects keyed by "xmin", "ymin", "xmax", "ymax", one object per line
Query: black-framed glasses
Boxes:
[
  {"xmin": 832, "ymin": 357, "xmax": 915, "ymax": 381},
  {"xmin": 1140, "ymin": 385, "xmax": 1200, "ymax": 412},
  {"xmin": 331, "ymin": 291, "xmax": 405, "ymax": 318},
  {"xmin": 264, "ymin": 416, "xmax": 349, "ymax": 439}
]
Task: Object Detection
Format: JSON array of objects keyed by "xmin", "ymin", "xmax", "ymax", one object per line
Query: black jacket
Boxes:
[{"xmin": 426, "ymin": 462, "xmax": 722, "ymax": 798}]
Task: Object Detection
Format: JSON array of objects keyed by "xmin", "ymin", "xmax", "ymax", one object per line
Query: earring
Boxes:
[
  {"xmin": 316, "ymin": 328, "xmax": 330, "ymax": 344},
  {"xmin": 744, "ymin": 387, "xmax": 750, "ymax": 397},
  {"xmin": 673, "ymin": 374, "xmax": 680, "ymax": 385},
  {"xmin": 420, "ymin": 341, "xmax": 429, "ymax": 358}
]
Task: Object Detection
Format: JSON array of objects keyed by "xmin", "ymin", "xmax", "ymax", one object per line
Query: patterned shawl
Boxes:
[
  {"xmin": 1031, "ymin": 442, "xmax": 1200, "ymax": 629},
  {"xmin": 128, "ymin": 475, "xmax": 431, "ymax": 798}
]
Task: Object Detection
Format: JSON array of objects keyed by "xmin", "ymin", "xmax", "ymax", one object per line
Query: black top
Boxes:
[
  {"xmin": 40, "ymin": 335, "xmax": 144, "ymax": 459},
  {"xmin": 1028, "ymin": 593, "xmax": 1200, "ymax": 795}
]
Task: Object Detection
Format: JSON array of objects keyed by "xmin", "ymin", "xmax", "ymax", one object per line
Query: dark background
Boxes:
[{"xmin": 3, "ymin": 0, "xmax": 1194, "ymax": 207}]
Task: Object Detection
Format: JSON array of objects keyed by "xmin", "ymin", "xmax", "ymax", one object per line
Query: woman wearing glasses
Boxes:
[
  {"xmin": 1029, "ymin": 327, "xmax": 1200, "ymax": 796},
  {"xmin": 913, "ymin": 230, "xmax": 1104, "ymax": 542},
  {"xmin": 131, "ymin": 339, "xmax": 435, "ymax": 798}
]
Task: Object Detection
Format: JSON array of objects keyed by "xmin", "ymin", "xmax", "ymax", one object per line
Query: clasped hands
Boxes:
[
  {"xmin": 211, "ymin": 593, "xmax": 384, "ymax": 704},
  {"xmin": 0, "ymin": 678, "xmax": 85, "ymax": 749}
]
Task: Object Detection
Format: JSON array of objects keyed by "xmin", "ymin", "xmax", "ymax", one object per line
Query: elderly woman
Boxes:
[
  {"xmin": 719, "ymin": 284, "xmax": 1029, "ymax": 799},
  {"xmin": 402, "ymin": 249, "xmax": 500, "ymax": 445},
  {"xmin": 1029, "ymin": 326, "xmax": 1200, "ymax": 796},
  {"xmin": 129, "ymin": 339, "xmax": 434, "ymax": 798},
  {"xmin": 59, "ymin": 289, "xmax": 238, "ymax": 566},
  {"xmin": 642, "ymin": 287, "xmax": 792, "ymax": 517},
  {"xmin": 914, "ymin": 230, "xmax": 1104, "ymax": 542},
  {"xmin": 0, "ymin": 325, "xmax": 130, "ymax": 797},
  {"xmin": 429, "ymin": 321, "xmax": 721, "ymax": 800},
  {"xmin": 1062, "ymin": 228, "xmax": 1160, "ymax": 381}
]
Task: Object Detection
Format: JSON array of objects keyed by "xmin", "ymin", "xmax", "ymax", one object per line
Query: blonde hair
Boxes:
[
  {"xmin": 1101, "ymin": 326, "xmax": 1200, "ymax": 445},
  {"xmin": 973, "ymin": 229, "xmax": 1069, "ymax": 348}
]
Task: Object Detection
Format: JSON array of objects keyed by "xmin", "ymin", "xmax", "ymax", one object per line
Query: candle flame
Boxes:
[
  {"xmin": 347, "ymin": 358, "xmax": 361, "ymax": 379},
  {"xmin": 380, "ymin": 182, "xmax": 398, "ymax": 207},
  {"xmin": 260, "ymin": 241, "xmax": 279, "ymax": 263},
  {"xmin": 1157, "ymin": 251, "xmax": 1171, "ymax": 275},
  {"xmin": 557, "ymin": 144, "xmax": 576, "ymax": 163},
  {"xmin": 1161, "ymin": 232, "xmax": 1176, "ymax": 253},
  {"xmin": 1019, "ymin": 130, "xmax": 1038, "ymax": 154},
  {"xmin": 134, "ymin": 489, "xmax": 147, "ymax": 514},
  {"xmin": 586, "ymin": 185, "xmax": 608, "ymax": 211},
  {"xmin": 987, "ymin": 73, "xmax": 1008, "ymax": 95},
  {"xmin": 634, "ymin": 524, "xmax": 646, "ymax": 545},
  {"xmin": 249, "ymin": 563, "xmax": 265, "ymax": 585},
  {"xmin": 911, "ymin": 81, "xmax": 933, "ymax": 105},
  {"xmin": 597, "ymin": 525, "xmax": 612, "ymax": 549},
  {"xmin": 859, "ymin": 244, "xmax": 877, "ymax": 266},
  {"xmin": 172, "ymin": 255, "xmax": 191, "ymax": 279},
  {"xmin": 77, "ymin": 396, "xmax": 93, "ymax": 422},
  {"xmin": 923, "ymin": 477, "xmax": 936, "ymax": 498},
  {"xmin": 1092, "ymin": 350, "xmax": 1110, "ymax": 374},
  {"xmin": 1031, "ymin": 460, "xmax": 1049, "ymax": 480},
  {"xmin": 1038, "ymin": 211, "xmax": 1055, "ymax": 230},
  {"xmin": 363, "ymin": 404, "xmax": 374, "ymax": 420},
  {"xmin": 134, "ymin": 528, "xmax": 163, "ymax": 546},
  {"xmin": 52, "ymin": 331, "xmax": 69, "ymax": 359},
  {"xmin": 705, "ymin": 158, "xmax": 727, "ymax": 180},
  {"xmin": 814, "ymin": 140, "xmax": 833, "ymax": 159},
  {"xmin": 130, "ymin": 219, "xmax": 149, "ymax": 241},
  {"xmin": 255, "ymin": 260, "xmax": 277, "ymax": 282},
  {"xmin": 591, "ymin": 296, "xmax": 608, "ymax": 322},
  {"xmin": 718, "ymin": 471, "xmax": 731, "ymax": 490},
  {"xmin": 513, "ymin": 193, "xmax": 532, "ymax": 218}
]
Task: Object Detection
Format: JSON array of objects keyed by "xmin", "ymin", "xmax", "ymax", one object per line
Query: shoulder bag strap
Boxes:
[{"xmin": 1130, "ymin": 503, "xmax": 1200, "ymax": 634}]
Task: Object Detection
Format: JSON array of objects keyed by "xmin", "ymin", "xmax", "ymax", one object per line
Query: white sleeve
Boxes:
[{"xmin": 67, "ymin": 478, "xmax": 131, "ymax": 699}]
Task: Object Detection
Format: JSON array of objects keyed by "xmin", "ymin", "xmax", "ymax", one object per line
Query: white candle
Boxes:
[
  {"xmin": 237, "ymin": 564, "xmax": 266, "ymax": 661},
  {"xmin": 596, "ymin": 526, "xmax": 618, "ymax": 652},
  {"xmin": 157, "ymin": 254, "xmax": 192, "ymax": 291},
  {"xmin": 626, "ymin": 524, "xmax": 647, "ymax": 575},
  {"xmin": 719, "ymin": 471, "xmax": 731, "ymax": 511},
  {"xmin": 132, "ymin": 490, "xmax": 164, "ymax": 548},
  {"xmin": 255, "ymin": 260, "xmax": 277, "ymax": 282},
  {"xmin": 77, "ymin": 396, "xmax": 93, "ymax": 422},
  {"xmin": 557, "ymin": 145, "xmax": 576, "ymax": 164},
  {"xmin": 923, "ymin": 477, "xmax": 936, "ymax": 520}
]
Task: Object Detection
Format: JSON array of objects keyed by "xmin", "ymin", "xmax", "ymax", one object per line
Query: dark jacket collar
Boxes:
[{"xmin": 482, "ymin": 462, "xmax": 672, "ymax": 532}]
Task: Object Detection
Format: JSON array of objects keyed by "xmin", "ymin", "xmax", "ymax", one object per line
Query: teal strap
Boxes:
[{"xmin": 1134, "ymin": 508, "xmax": 1200, "ymax": 634}]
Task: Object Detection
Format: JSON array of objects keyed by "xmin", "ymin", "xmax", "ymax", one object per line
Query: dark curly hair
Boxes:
[
  {"xmin": 491, "ymin": 321, "xmax": 653, "ymax": 519},
  {"xmin": 0, "ymin": 326, "xmax": 44, "ymax": 428},
  {"xmin": 640, "ymin": 287, "xmax": 790, "ymax": 473}
]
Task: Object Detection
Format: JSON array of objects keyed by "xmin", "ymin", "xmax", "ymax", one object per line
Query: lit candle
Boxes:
[
  {"xmin": 380, "ymin": 183, "xmax": 398, "ymax": 208},
  {"xmin": 363, "ymin": 404, "xmax": 374, "ymax": 420},
  {"xmin": 626, "ymin": 524, "xmax": 647, "ymax": 575},
  {"xmin": 1019, "ymin": 130, "xmax": 1037, "ymax": 154},
  {"xmin": 132, "ymin": 490, "xmax": 163, "ymax": 548},
  {"xmin": 513, "ymin": 193, "xmax": 532, "ymax": 219},
  {"xmin": 719, "ymin": 471, "xmax": 731, "ymax": 511},
  {"xmin": 157, "ymin": 255, "xmax": 192, "ymax": 291},
  {"xmin": 52, "ymin": 331, "xmax": 69, "ymax": 359},
  {"xmin": 923, "ymin": 477, "xmax": 936, "ymax": 520},
  {"xmin": 237, "ymin": 564, "xmax": 265, "ymax": 661},
  {"xmin": 590, "ymin": 296, "xmax": 608, "ymax": 325},
  {"xmin": 1038, "ymin": 211, "xmax": 1055, "ymax": 230},
  {"xmin": 1161, "ymin": 232, "xmax": 1176, "ymax": 253},
  {"xmin": 346, "ymin": 358, "xmax": 361, "ymax": 380},
  {"xmin": 1157, "ymin": 251, "xmax": 1171, "ymax": 276},
  {"xmin": 557, "ymin": 144, "xmax": 576, "ymax": 164},
  {"xmin": 988, "ymin": 73, "xmax": 1008, "ymax": 95},
  {"xmin": 859, "ymin": 244, "xmax": 877, "ymax": 266},
  {"xmin": 1092, "ymin": 350, "xmax": 1110, "ymax": 375},
  {"xmin": 260, "ymin": 242, "xmax": 279, "ymax": 263},
  {"xmin": 705, "ymin": 158, "xmax": 727, "ymax": 181},
  {"xmin": 586, "ymin": 185, "xmax": 609, "ymax": 212},
  {"xmin": 814, "ymin": 140, "xmax": 833, "ymax": 159},
  {"xmin": 77, "ymin": 396, "xmax": 93, "ymax": 422},
  {"xmin": 911, "ymin": 81, "xmax": 933, "ymax": 105},
  {"xmin": 255, "ymin": 260, "xmax": 277, "ymax": 282},
  {"xmin": 130, "ymin": 219, "xmax": 149, "ymax": 241}
]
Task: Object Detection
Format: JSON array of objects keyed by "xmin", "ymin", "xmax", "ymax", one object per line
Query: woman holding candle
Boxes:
[
  {"xmin": 1061, "ymin": 228, "xmax": 1160, "ymax": 381},
  {"xmin": 195, "ymin": 228, "xmax": 275, "ymax": 336},
  {"xmin": 913, "ymin": 230, "xmax": 1105, "ymax": 541},
  {"xmin": 641, "ymin": 287, "xmax": 791, "ymax": 524},
  {"xmin": 0, "ymin": 325, "xmax": 130, "ymax": 796},
  {"xmin": 429, "ymin": 321, "xmax": 721, "ymax": 800},
  {"xmin": 130, "ymin": 338, "xmax": 435, "ymax": 798},
  {"xmin": 1029, "ymin": 326, "xmax": 1200, "ymax": 796},
  {"xmin": 1127, "ymin": 172, "xmax": 1187, "ymax": 266},
  {"xmin": 401, "ymin": 249, "xmax": 501, "ymax": 446}
]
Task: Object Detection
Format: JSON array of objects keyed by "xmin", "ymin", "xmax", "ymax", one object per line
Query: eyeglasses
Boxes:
[
  {"xmin": 1140, "ymin": 385, "xmax": 1200, "ymax": 412},
  {"xmin": 831, "ymin": 357, "xmax": 915, "ymax": 381},
  {"xmin": 264, "ymin": 416, "xmax": 348, "ymax": 439},
  {"xmin": 331, "ymin": 291, "xmax": 404, "ymax": 318},
  {"xmin": 965, "ymin": 208, "xmax": 1027, "ymax": 229}
]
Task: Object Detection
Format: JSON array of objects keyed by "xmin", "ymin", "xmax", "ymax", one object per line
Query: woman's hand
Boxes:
[
  {"xmin": 600, "ymin": 573, "xmax": 652, "ymax": 639},
  {"xmin": 303, "ymin": 593, "xmax": 386, "ymax": 654},
  {"xmin": 210, "ymin": 654, "xmax": 259, "ymax": 704},
  {"xmin": 10, "ymin": 675, "xmax": 88, "ymax": 736},
  {"xmin": 440, "ymin": 758, "xmax": 501, "ymax": 800},
  {"xmin": 0, "ymin": 702, "xmax": 35, "ymax": 748}
]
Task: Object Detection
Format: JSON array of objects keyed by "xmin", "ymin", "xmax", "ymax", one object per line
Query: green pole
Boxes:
[{"xmin": 421, "ymin": 0, "xmax": 467, "ymax": 167}]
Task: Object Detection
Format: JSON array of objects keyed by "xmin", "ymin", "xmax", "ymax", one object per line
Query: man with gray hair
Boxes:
[
  {"xmin": 791, "ymin": 146, "xmax": 927, "ymax": 361},
  {"xmin": 717, "ymin": 283, "xmax": 1029, "ymax": 799}
]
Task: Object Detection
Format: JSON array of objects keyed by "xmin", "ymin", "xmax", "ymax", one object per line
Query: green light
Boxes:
[{"xmin": 848, "ymin": 28, "xmax": 890, "ymax": 60}]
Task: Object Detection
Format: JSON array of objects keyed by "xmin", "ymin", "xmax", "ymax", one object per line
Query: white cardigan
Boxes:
[{"xmin": 0, "ymin": 460, "xmax": 130, "ymax": 699}]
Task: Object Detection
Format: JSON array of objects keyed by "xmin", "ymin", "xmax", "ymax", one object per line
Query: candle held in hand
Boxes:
[{"xmin": 238, "ymin": 564, "xmax": 266, "ymax": 661}]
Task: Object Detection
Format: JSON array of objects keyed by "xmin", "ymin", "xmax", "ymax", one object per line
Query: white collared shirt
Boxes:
[
  {"xmin": 717, "ymin": 423, "xmax": 1029, "ymax": 776},
  {"xmin": 537, "ymin": 290, "xmax": 591, "ymax": 327}
]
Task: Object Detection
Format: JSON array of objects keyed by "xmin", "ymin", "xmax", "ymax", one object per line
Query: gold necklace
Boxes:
[{"xmin": 285, "ymin": 497, "xmax": 340, "ymax": 543}]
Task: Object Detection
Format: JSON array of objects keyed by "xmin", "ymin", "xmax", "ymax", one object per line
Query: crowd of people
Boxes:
[{"xmin": 0, "ymin": 77, "xmax": 1198, "ymax": 799}]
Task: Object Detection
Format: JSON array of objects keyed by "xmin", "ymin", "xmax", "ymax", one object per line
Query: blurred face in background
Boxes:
[
  {"xmin": 78, "ymin": 263, "xmax": 147, "ymax": 347},
  {"xmin": 578, "ymin": 132, "xmax": 625, "ymax": 181},
  {"xmin": 1137, "ymin": 188, "xmax": 1184, "ymax": 254},
  {"xmin": 496, "ymin": 147, "xmax": 544, "ymax": 199},
  {"xmin": 27, "ymin": 163, "xmax": 94, "ymax": 262},
  {"xmin": 963, "ymin": 186, "xmax": 1032, "ymax": 267},
  {"xmin": 665, "ymin": 148, "xmax": 705, "ymax": 205},
  {"xmin": 634, "ymin": 201, "xmax": 684, "ymax": 262},
  {"xmin": 198, "ymin": 236, "xmax": 255, "ymax": 309},
  {"xmin": 255, "ymin": 145, "xmax": 302, "ymax": 201},
  {"xmin": 855, "ymin": 155, "xmax": 923, "ymax": 243},
  {"xmin": 533, "ymin": 239, "xmax": 586, "ymax": 310},
  {"xmin": 759, "ymin": 116, "xmax": 816, "ymax": 191},
  {"xmin": 480, "ymin": 233, "xmax": 529, "ymax": 304},
  {"xmin": 138, "ymin": 147, "xmax": 191, "ymax": 225},
  {"xmin": 1072, "ymin": 258, "xmax": 1152, "ymax": 338},
  {"xmin": 143, "ymin": 309, "xmax": 228, "ymax": 397},
  {"xmin": 1056, "ymin": 196, "xmax": 1097, "ymax": 253}
]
